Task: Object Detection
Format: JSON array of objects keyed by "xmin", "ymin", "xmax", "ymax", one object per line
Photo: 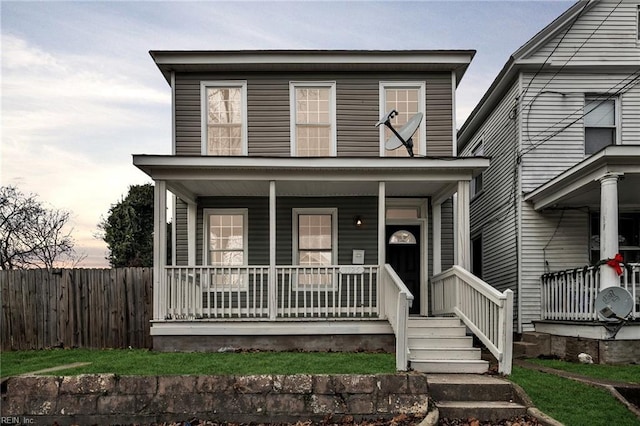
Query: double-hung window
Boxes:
[
  {"xmin": 204, "ymin": 209, "xmax": 248, "ymax": 288},
  {"xmin": 290, "ymin": 82, "xmax": 336, "ymax": 157},
  {"xmin": 201, "ymin": 81, "xmax": 247, "ymax": 155},
  {"xmin": 584, "ymin": 95, "xmax": 617, "ymax": 155},
  {"xmin": 379, "ymin": 82, "xmax": 426, "ymax": 157},
  {"xmin": 471, "ymin": 140, "xmax": 484, "ymax": 197},
  {"xmin": 293, "ymin": 208, "xmax": 337, "ymax": 287}
]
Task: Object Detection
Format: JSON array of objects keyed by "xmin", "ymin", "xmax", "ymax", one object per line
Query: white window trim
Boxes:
[
  {"xmin": 200, "ymin": 80, "xmax": 248, "ymax": 156},
  {"xmin": 292, "ymin": 207, "xmax": 338, "ymax": 290},
  {"xmin": 289, "ymin": 81, "xmax": 337, "ymax": 157},
  {"xmin": 583, "ymin": 94, "xmax": 621, "ymax": 155},
  {"xmin": 379, "ymin": 81, "xmax": 427, "ymax": 157},
  {"xmin": 202, "ymin": 209, "xmax": 249, "ymax": 267}
]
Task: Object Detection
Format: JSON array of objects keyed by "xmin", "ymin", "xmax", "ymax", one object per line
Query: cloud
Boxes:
[{"xmin": 2, "ymin": 34, "xmax": 167, "ymax": 267}]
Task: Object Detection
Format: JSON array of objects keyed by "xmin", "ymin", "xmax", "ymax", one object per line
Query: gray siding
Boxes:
[
  {"xmin": 174, "ymin": 72, "xmax": 453, "ymax": 157},
  {"xmin": 461, "ymin": 81, "xmax": 520, "ymax": 321},
  {"xmin": 526, "ymin": 0, "xmax": 640, "ymax": 64},
  {"xmin": 174, "ymin": 198, "xmax": 188, "ymax": 265},
  {"xmin": 192, "ymin": 196, "xmax": 378, "ymax": 266}
]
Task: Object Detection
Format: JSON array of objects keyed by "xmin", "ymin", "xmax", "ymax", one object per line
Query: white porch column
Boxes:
[
  {"xmin": 456, "ymin": 180, "xmax": 471, "ymax": 270},
  {"xmin": 269, "ymin": 181, "xmax": 277, "ymax": 320},
  {"xmin": 378, "ymin": 181, "xmax": 386, "ymax": 318},
  {"xmin": 187, "ymin": 201, "xmax": 197, "ymax": 265},
  {"xmin": 153, "ymin": 180, "xmax": 167, "ymax": 321},
  {"xmin": 599, "ymin": 174, "xmax": 621, "ymax": 290},
  {"xmin": 433, "ymin": 203, "xmax": 442, "ymax": 275}
]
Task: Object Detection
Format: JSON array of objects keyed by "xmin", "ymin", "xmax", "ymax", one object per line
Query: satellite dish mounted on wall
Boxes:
[
  {"xmin": 376, "ymin": 110, "xmax": 423, "ymax": 157},
  {"xmin": 594, "ymin": 286, "xmax": 633, "ymax": 322}
]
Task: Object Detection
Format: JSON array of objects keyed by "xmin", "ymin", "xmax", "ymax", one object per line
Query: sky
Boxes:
[{"xmin": 1, "ymin": 0, "xmax": 575, "ymax": 268}]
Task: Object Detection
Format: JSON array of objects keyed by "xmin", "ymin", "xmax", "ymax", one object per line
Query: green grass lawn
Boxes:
[
  {"xmin": 525, "ymin": 358, "xmax": 640, "ymax": 384},
  {"xmin": 0, "ymin": 349, "xmax": 396, "ymax": 378},
  {"xmin": 510, "ymin": 365, "xmax": 640, "ymax": 426}
]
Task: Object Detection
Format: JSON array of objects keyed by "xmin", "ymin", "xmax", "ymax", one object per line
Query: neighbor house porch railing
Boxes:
[
  {"xmin": 540, "ymin": 263, "xmax": 640, "ymax": 321},
  {"xmin": 431, "ymin": 265, "xmax": 514, "ymax": 375},
  {"xmin": 161, "ymin": 265, "xmax": 378, "ymax": 321}
]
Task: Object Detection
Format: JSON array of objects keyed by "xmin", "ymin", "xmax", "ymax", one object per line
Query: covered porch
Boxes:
[
  {"xmin": 134, "ymin": 155, "xmax": 514, "ymax": 372},
  {"xmin": 525, "ymin": 146, "xmax": 640, "ymax": 340}
]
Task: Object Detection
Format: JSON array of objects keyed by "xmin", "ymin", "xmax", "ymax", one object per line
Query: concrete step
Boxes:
[
  {"xmin": 410, "ymin": 359, "xmax": 489, "ymax": 374},
  {"xmin": 427, "ymin": 374, "xmax": 528, "ymax": 422},
  {"xmin": 514, "ymin": 341, "xmax": 542, "ymax": 359},
  {"xmin": 435, "ymin": 401, "xmax": 528, "ymax": 422},
  {"xmin": 407, "ymin": 326, "xmax": 467, "ymax": 337},
  {"xmin": 408, "ymin": 336, "xmax": 474, "ymax": 348},
  {"xmin": 427, "ymin": 374, "xmax": 518, "ymax": 401},
  {"xmin": 409, "ymin": 347, "xmax": 482, "ymax": 360}
]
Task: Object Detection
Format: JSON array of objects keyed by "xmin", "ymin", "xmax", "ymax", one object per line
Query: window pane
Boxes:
[
  {"xmin": 295, "ymin": 87, "xmax": 331, "ymax": 156},
  {"xmin": 209, "ymin": 214, "xmax": 244, "ymax": 265},
  {"xmin": 389, "ymin": 230, "xmax": 417, "ymax": 245},
  {"xmin": 206, "ymin": 87, "xmax": 243, "ymax": 155},
  {"xmin": 299, "ymin": 214, "xmax": 332, "ymax": 249},
  {"xmin": 384, "ymin": 87, "xmax": 421, "ymax": 157},
  {"xmin": 585, "ymin": 128, "xmax": 614, "ymax": 154},
  {"xmin": 585, "ymin": 99, "xmax": 614, "ymax": 127},
  {"xmin": 299, "ymin": 250, "xmax": 332, "ymax": 266}
]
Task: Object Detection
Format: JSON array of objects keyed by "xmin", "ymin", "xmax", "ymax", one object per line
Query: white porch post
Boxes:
[
  {"xmin": 599, "ymin": 174, "xmax": 621, "ymax": 290},
  {"xmin": 269, "ymin": 181, "xmax": 277, "ymax": 320},
  {"xmin": 378, "ymin": 181, "xmax": 386, "ymax": 318},
  {"xmin": 456, "ymin": 180, "xmax": 471, "ymax": 270},
  {"xmin": 153, "ymin": 180, "xmax": 167, "ymax": 321},
  {"xmin": 187, "ymin": 201, "xmax": 197, "ymax": 265},
  {"xmin": 433, "ymin": 203, "xmax": 442, "ymax": 275}
]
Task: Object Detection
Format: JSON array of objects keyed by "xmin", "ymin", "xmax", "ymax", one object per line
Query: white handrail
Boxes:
[
  {"xmin": 431, "ymin": 265, "xmax": 513, "ymax": 375},
  {"xmin": 382, "ymin": 264, "xmax": 414, "ymax": 371}
]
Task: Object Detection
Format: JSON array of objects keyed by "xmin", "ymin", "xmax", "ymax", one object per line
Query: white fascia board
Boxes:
[
  {"xmin": 133, "ymin": 155, "xmax": 489, "ymax": 183},
  {"xmin": 150, "ymin": 50, "xmax": 475, "ymax": 67}
]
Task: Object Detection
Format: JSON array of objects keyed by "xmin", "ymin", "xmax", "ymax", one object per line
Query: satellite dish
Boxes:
[
  {"xmin": 375, "ymin": 110, "xmax": 423, "ymax": 157},
  {"xmin": 594, "ymin": 286, "xmax": 633, "ymax": 322}
]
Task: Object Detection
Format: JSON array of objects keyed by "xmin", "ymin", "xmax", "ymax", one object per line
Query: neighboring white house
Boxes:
[
  {"xmin": 134, "ymin": 50, "xmax": 515, "ymax": 373},
  {"xmin": 458, "ymin": 0, "xmax": 640, "ymax": 359}
]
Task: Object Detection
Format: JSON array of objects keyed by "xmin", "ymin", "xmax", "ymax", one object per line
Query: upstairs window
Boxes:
[
  {"xmin": 584, "ymin": 96, "xmax": 617, "ymax": 155},
  {"xmin": 471, "ymin": 141, "xmax": 484, "ymax": 197},
  {"xmin": 380, "ymin": 82, "xmax": 426, "ymax": 157},
  {"xmin": 201, "ymin": 81, "xmax": 247, "ymax": 155},
  {"xmin": 290, "ymin": 82, "xmax": 336, "ymax": 157}
]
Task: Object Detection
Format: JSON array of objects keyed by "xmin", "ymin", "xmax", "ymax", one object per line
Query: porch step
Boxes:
[
  {"xmin": 409, "ymin": 347, "xmax": 482, "ymax": 360},
  {"xmin": 514, "ymin": 332, "xmax": 551, "ymax": 359},
  {"xmin": 427, "ymin": 374, "xmax": 528, "ymax": 422},
  {"xmin": 407, "ymin": 317, "xmax": 488, "ymax": 374},
  {"xmin": 410, "ymin": 359, "xmax": 489, "ymax": 374}
]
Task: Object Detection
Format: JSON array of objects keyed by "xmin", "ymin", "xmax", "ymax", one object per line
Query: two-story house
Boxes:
[
  {"xmin": 134, "ymin": 50, "xmax": 515, "ymax": 373},
  {"xmin": 458, "ymin": 0, "xmax": 640, "ymax": 363}
]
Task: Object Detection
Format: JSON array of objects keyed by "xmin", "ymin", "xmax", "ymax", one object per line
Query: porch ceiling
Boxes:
[
  {"xmin": 525, "ymin": 145, "xmax": 640, "ymax": 210},
  {"xmin": 133, "ymin": 155, "xmax": 489, "ymax": 200}
]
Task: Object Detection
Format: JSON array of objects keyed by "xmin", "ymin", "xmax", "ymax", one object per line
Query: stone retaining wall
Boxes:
[{"xmin": 1, "ymin": 374, "xmax": 430, "ymax": 425}]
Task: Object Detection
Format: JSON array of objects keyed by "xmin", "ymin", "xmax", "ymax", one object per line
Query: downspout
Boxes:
[{"xmin": 516, "ymin": 73, "xmax": 524, "ymax": 334}]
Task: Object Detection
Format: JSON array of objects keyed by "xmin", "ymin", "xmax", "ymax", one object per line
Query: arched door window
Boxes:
[{"xmin": 388, "ymin": 230, "xmax": 417, "ymax": 245}]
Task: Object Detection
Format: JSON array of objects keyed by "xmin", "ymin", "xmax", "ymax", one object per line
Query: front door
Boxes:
[{"xmin": 386, "ymin": 225, "xmax": 421, "ymax": 315}]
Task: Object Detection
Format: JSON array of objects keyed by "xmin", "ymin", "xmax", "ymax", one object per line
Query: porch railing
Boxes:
[
  {"xmin": 431, "ymin": 265, "xmax": 514, "ymax": 375},
  {"xmin": 381, "ymin": 264, "xmax": 413, "ymax": 371},
  {"xmin": 541, "ymin": 263, "xmax": 640, "ymax": 321},
  {"xmin": 162, "ymin": 265, "xmax": 378, "ymax": 321}
]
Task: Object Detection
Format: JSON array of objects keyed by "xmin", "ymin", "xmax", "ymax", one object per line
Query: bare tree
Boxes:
[{"xmin": 0, "ymin": 185, "xmax": 82, "ymax": 270}]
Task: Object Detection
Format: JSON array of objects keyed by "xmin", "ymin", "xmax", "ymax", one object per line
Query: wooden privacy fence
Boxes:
[{"xmin": 0, "ymin": 268, "xmax": 153, "ymax": 351}]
